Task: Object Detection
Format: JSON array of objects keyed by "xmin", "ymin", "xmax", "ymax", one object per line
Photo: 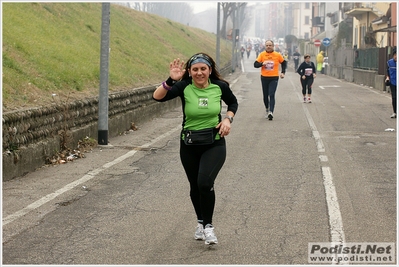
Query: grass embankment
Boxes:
[{"xmin": 2, "ymin": 3, "xmax": 233, "ymax": 112}]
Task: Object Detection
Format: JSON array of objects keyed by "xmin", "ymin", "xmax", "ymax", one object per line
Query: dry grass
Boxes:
[{"xmin": 2, "ymin": 3, "xmax": 233, "ymax": 112}]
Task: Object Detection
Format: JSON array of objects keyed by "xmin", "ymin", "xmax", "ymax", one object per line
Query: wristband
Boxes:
[
  {"xmin": 165, "ymin": 77, "xmax": 176, "ymax": 87},
  {"xmin": 225, "ymin": 115, "xmax": 233, "ymax": 123},
  {"xmin": 162, "ymin": 81, "xmax": 172, "ymax": 91}
]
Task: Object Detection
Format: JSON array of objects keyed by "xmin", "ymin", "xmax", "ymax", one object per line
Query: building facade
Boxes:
[
  {"xmin": 292, "ymin": 3, "xmax": 312, "ymax": 40},
  {"xmin": 345, "ymin": 2, "xmax": 392, "ymax": 48}
]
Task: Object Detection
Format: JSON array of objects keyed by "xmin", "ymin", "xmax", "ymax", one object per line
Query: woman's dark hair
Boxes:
[
  {"xmin": 304, "ymin": 54, "xmax": 310, "ymax": 59},
  {"xmin": 182, "ymin": 52, "xmax": 229, "ymax": 85}
]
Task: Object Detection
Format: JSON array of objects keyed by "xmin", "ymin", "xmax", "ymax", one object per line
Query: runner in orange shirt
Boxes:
[{"xmin": 254, "ymin": 40, "xmax": 287, "ymax": 120}]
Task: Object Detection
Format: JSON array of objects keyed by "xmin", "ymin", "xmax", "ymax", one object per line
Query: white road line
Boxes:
[
  {"xmin": 321, "ymin": 166, "xmax": 346, "ymax": 243},
  {"xmin": 303, "ymin": 104, "xmax": 346, "ymax": 244},
  {"xmin": 319, "ymin": 155, "xmax": 328, "ymax": 162},
  {"xmin": 319, "ymin": 85, "xmax": 340, "ymax": 90},
  {"xmin": 288, "ymin": 77, "xmax": 346, "ymax": 245},
  {"xmin": 299, "ymin": 90, "xmax": 325, "ymax": 153},
  {"xmin": 3, "ymin": 125, "xmax": 182, "ymax": 226}
]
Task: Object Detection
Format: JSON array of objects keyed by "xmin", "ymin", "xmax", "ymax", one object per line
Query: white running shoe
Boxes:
[
  {"xmin": 308, "ymin": 97, "xmax": 312, "ymax": 103},
  {"xmin": 204, "ymin": 224, "xmax": 218, "ymax": 245},
  {"xmin": 303, "ymin": 97, "xmax": 307, "ymax": 103},
  {"xmin": 268, "ymin": 112, "xmax": 273, "ymax": 120},
  {"xmin": 391, "ymin": 113, "xmax": 396, "ymax": 118},
  {"xmin": 194, "ymin": 223, "xmax": 205, "ymax": 240}
]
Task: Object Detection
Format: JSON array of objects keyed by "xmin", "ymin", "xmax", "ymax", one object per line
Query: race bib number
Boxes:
[
  {"xmin": 198, "ymin": 98, "xmax": 209, "ymax": 109},
  {"xmin": 305, "ymin": 68, "xmax": 313, "ymax": 76},
  {"xmin": 264, "ymin": 61, "xmax": 274, "ymax": 70}
]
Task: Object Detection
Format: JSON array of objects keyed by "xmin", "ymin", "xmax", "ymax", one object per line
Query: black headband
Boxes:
[{"xmin": 188, "ymin": 53, "xmax": 212, "ymax": 68}]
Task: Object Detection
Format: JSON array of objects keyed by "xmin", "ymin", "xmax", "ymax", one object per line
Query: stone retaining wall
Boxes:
[
  {"xmin": 3, "ymin": 85, "xmax": 181, "ymax": 181},
  {"xmin": 3, "ymin": 65, "xmax": 232, "ymax": 181}
]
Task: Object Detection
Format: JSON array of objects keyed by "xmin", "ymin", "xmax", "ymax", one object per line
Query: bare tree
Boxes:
[
  {"xmin": 133, "ymin": 2, "xmax": 141, "ymax": 11},
  {"xmin": 119, "ymin": 2, "xmax": 251, "ymax": 39},
  {"xmin": 220, "ymin": 2, "xmax": 235, "ymax": 39},
  {"xmin": 128, "ymin": 2, "xmax": 154, "ymax": 13},
  {"xmin": 236, "ymin": 3, "xmax": 248, "ymax": 39},
  {"xmin": 137, "ymin": 2, "xmax": 193, "ymax": 24},
  {"xmin": 239, "ymin": 5, "xmax": 252, "ymax": 38},
  {"xmin": 220, "ymin": 2, "xmax": 247, "ymax": 40}
]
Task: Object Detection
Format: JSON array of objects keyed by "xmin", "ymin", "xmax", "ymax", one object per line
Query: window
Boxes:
[
  {"xmin": 305, "ymin": 3, "xmax": 310, "ymax": 9},
  {"xmin": 304, "ymin": 32, "xmax": 309, "ymax": 39},
  {"xmin": 354, "ymin": 28, "xmax": 358, "ymax": 47},
  {"xmin": 305, "ymin": 16, "xmax": 310, "ymax": 25},
  {"xmin": 360, "ymin": 25, "xmax": 366, "ymax": 46}
]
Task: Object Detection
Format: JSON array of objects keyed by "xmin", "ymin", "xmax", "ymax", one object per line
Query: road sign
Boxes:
[
  {"xmin": 322, "ymin": 38, "xmax": 331, "ymax": 47},
  {"xmin": 314, "ymin": 39, "xmax": 321, "ymax": 47}
]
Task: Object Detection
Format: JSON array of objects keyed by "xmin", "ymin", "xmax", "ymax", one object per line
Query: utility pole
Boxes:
[
  {"xmin": 235, "ymin": 4, "xmax": 240, "ymax": 69},
  {"xmin": 216, "ymin": 2, "xmax": 220, "ymax": 68},
  {"xmin": 98, "ymin": 3, "xmax": 110, "ymax": 145},
  {"xmin": 231, "ymin": 3, "xmax": 237, "ymax": 72}
]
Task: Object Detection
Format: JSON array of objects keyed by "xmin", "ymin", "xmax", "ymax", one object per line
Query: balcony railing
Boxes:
[
  {"xmin": 312, "ymin": 16, "xmax": 325, "ymax": 27},
  {"xmin": 327, "ymin": 11, "xmax": 339, "ymax": 25},
  {"xmin": 342, "ymin": 2, "xmax": 363, "ymax": 13}
]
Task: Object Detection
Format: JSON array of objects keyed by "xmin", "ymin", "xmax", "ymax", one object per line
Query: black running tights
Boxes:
[
  {"xmin": 390, "ymin": 84, "xmax": 397, "ymax": 113},
  {"xmin": 301, "ymin": 77, "xmax": 314, "ymax": 95},
  {"xmin": 180, "ymin": 138, "xmax": 226, "ymax": 227}
]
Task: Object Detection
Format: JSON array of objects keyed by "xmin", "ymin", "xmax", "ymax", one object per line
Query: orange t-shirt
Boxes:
[{"xmin": 256, "ymin": 51, "xmax": 285, "ymax": 77}]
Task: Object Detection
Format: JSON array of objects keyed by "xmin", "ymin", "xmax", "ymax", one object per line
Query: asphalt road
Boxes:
[{"xmin": 2, "ymin": 52, "xmax": 397, "ymax": 265}]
